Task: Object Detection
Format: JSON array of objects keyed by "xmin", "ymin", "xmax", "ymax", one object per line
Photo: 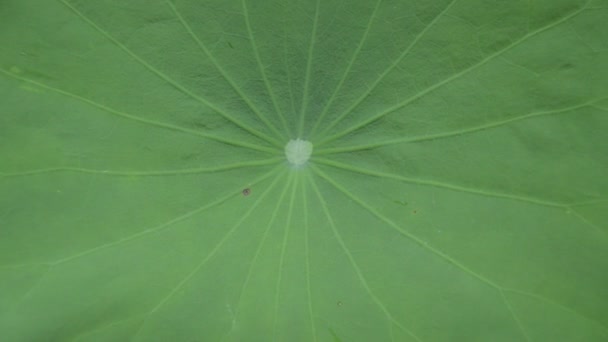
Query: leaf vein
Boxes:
[
  {"xmin": 312, "ymin": 164, "xmax": 503, "ymax": 290},
  {"xmin": 316, "ymin": 0, "xmax": 458, "ymax": 141},
  {"xmin": 59, "ymin": 0, "xmax": 282, "ymax": 148},
  {"xmin": 242, "ymin": 0, "xmax": 292, "ymax": 138},
  {"xmin": 314, "ymin": 158, "xmax": 566, "ymax": 208},
  {"xmin": 0, "ymin": 158, "xmax": 282, "ymax": 178},
  {"xmin": 308, "ymin": 171, "xmax": 422, "ymax": 342},
  {"xmin": 0, "ymin": 68, "xmax": 277, "ymax": 154},
  {"xmin": 315, "ymin": 98, "xmax": 606, "ymax": 153},
  {"xmin": 147, "ymin": 168, "xmax": 285, "ymax": 317},
  {"xmin": 309, "ymin": 0, "xmax": 383, "ymax": 138},
  {"xmin": 318, "ymin": 1, "xmax": 589, "ymax": 146},
  {"xmin": 297, "ymin": 0, "xmax": 321, "ymax": 136},
  {"xmin": 49, "ymin": 168, "xmax": 280, "ymax": 266},
  {"xmin": 166, "ymin": 0, "xmax": 286, "ymax": 141}
]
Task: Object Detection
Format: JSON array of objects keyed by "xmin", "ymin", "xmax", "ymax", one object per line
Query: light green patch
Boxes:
[
  {"xmin": 393, "ymin": 200, "xmax": 408, "ymax": 207},
  {"xmin": 19, "ymin": 84, "xmax": 43, "ymax": 93},
  {"xmin": 329, "ymin": 327, "xmax": 344, "ymax": 342}
]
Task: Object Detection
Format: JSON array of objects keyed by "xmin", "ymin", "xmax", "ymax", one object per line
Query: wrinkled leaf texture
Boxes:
[{"xmin": 1, "ymin": 0, "xmax": 607, "ymax": 341}]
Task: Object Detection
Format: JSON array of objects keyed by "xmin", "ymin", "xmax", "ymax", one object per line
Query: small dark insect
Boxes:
[
  {"xmin": 336, "ymin": 301, "xmax": 343, "ymax": 307},
  {"xmin": 242, "ymin": 188, "xmax": 251, "ymax": 196}
]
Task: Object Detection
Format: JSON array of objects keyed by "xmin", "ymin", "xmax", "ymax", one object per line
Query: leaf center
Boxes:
[{"xmin": 284, "ymin": 139, "xmax": 313, "ymax": 167}]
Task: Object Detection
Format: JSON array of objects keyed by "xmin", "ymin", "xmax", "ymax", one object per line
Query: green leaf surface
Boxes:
[{"xmin": 1, "ymin": 0, "xmax": 607, "ymax": 341}]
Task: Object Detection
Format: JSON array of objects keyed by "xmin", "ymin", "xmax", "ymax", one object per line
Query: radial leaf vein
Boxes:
[
  {"xmin": 314, "ymin": 158, "xmax": 566, "ymax": 207},
  {"xmin": 59, "ymin": 0, "xmax": 283, "ymax": 148},
  {"xmin": 309, "ymin": 0, "xmax": 383, "ymax": 138},
  {"xmin": 318, "ymin": 1, "xmax": 589, "ymax": 146},
  {"xmin": 312, "ymin": 164, "xmax": 500, "ymax": 289},
  {"xmin": 569, "ymin": 198, "xmax": 608, "ymax": 207},
  {"xmin": 502, "ymin": 288, "xmax": 608, "ymax": 332},
  {"xmin": 147, "ymin": 169, "xmax": 288, "ymax": 317},
  {"xmin": 272, "ymin": 173, "xmax": 298, "ymax": 340},
  {"xmin": 9, "ymin": 266, "xmax": 52, "ymax": 313},
  {"xmin": 298, "ymin": 0, "xmax": 321, "ymax": 137},
  {"xmin": 48, "ymin": 167, "xmax": 282, "ymax": 266},
  {"xmin": 242, "ymin": 0, "xmax": 292, "ymax": 138},
  {"xmin": 567, "ymin": 207, "xmax": 607, "ymax": 237},
  {"xmin": 302, "ymin": 174, "xmax": 317, "ymax": 341},
  {"xmin": 0, "ymin": 158, "xmax": 283, "ymax": 178},
  {"xmin": 226, "ymin": 171, "xmax": 292, "ymax": 336},
  {"xmin": 166, "ymin": 0, "xmax": 286, "ymax": 141},
  {"xmin": 499, "ymin": 290, "xmax": 531, "ymax": 342},
  {"xmin": 307, "ymin": 172, "xmax": 421, "ymax": 342},
  {"xmin": 316, "ymin": 0, "xmax": 458, "ymax": 140},
  {"xmin": 71, "ymin": 315, "xmax": 147, "ymax": 342},
  {"xmin": 315, "ymin": 164, "xmax": 608, "ymax": 335},
  {"xmin": 315, "ymin": 98, "xmax": 605, "ymax": 152},
  {"xmin": 0, "ymin": 68, "xmax": 277, "ymax": 154}
]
